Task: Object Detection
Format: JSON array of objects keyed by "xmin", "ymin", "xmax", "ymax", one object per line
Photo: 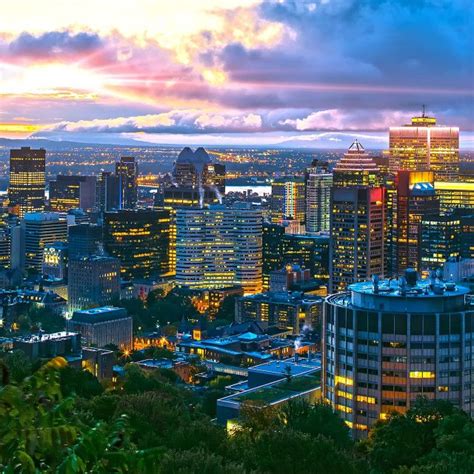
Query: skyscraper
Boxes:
[
  {"xmin": 103, "ymin": 209, "xmax": 172, "ymax": 280},
  {"xmin": 49, "ymin": 175, "xmax": 97, "ymax": 212},
  {"xmin": 389, "ymin": 112, "xmax": 459, "ymax": 181},
  {"xmin": 96, "ymin": 171, "xmax": 120, "ymax": 212},
  {"xmin": 8, "ymin": 147, "xmax": 46, "ymax": 217},
  {"xmin": 333, "ymin": 140, "xmax": 380, "ymax": 187},
  {"xmin": 67, "ymin": 256, "xmax": 120, "ymax": 313},
  {"xmin": 305, "ymin": 159, "xmax": 332, "ymax": 234},
  {"xmin": 116, "ymin": 156, "xmax": 138, "ymax": 209},
  {"xmin": 421, "ymin": 213, "xmax": 461, "ymax": 270},
  {"xmin": 270, "ymin": 177, "xmax": 305, "ymax": 225},
  {"xmin": 23, "ymin": 212, "xmax": 68, "ymax": 272},
  {"xmin": 262, "ymin": 223, "xmax": 330, "ymax": 290},
  {"xmin": 68, "ymin": 223, "xmax": 103, "ymax": 259},
  {"xmin": 176, "ymin": 203, "xmax": 262, "ymax": 294},
  {"xmin": 323, "ymin": 273, "xmax": 473, "ymax": 438},
  {"xmin": 330, "ymin": 187, "xmax": 386, "ymax": 292},
  {"xmin": 393, "ymin": 171, "xmax": 440, "ymax": 274}
]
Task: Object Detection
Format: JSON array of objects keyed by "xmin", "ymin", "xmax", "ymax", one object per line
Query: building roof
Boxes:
[
  {"xmin": 334, "ymin": 140, "xmax": 379, "ymax": 172},
  {"xmin": 71, "ymin": 306, "xmax": 129, "ymax": 324},
  {"xmin": 176, "ymin": 147, "xmax": 211, "ymax": 165}
]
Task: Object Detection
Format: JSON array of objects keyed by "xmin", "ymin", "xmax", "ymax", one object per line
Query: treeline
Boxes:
[{"xmin": 1, "ymin": 357, "xmax": 474, "ymax": 473}]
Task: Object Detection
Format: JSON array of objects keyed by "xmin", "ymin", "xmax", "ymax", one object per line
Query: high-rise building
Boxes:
[
  {"xmin": 322, "ymin": 273, "xmax": 473, "ymax": 438},
  {"xmin": 173, "ymin": 147, "xmax": 225, "ymax": 194},
  {"xmin": 23, "ymin": 213, "xmax": 68, "ymax": 272},
  {"xmin": 104, "ymin": 209, "xmax": 172, "ymax": 280},
  {"xmin": 96, "ymin": 171, "xmax": 120, "ymax": 212},
  {"xmin": 330, "ymin": 187, "xmax": 386, "ymax": 292},
  {"xmin": 67, "ymin": 256, "xmax": 120, "ymax": 312},
  {"xmin": 333, "ymin": 140, "xmax": 380, "ymax": 187},
  {"xmin": 305, "ymin": 159, "xmax": 332, "ymax": 233},
  {"xmin": 49, "ymin": 175, "xmax": 97, "ymax": 212},
  {"xmin": 389, "ymin": 112, "xmax": 459, "ymax": 180},
  {"xmin": 67, "ymin": 306, "xmax": 132, "ymax": 350},
  {"xmin": 8, "ymin": 147, "xmax": 46, "ymax": 217},
  {"xmin": 116, "ymin": 157, "xmax": 138, "ymax": 209},
  {"xmin": 176, "ymin": 203, "xmax": 262, "ymax": 294},
  {"xmin": 393, "ymin": 171, "xmax": 440, "ymax": 274},
  {"xmin": 262, "ymin": 223, "xmax": 330, "ymax": 290},
  {"xmin": 271, "ymin": 177, "xmax": 305, "ymax": 225},
  {"xmin": 421, "ymin": 214, "xmax": 461, "ymax": 270},
  {"xmin": 68, "ymin": 224, "xmax": 103, "ymax": 259},
  {"xmin": 434, "ymin": 181, "xmax": 474, "ymax": 213}
]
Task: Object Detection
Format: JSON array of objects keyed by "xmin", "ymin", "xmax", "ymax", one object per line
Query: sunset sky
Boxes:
[{"xmin": 1, "ymin": 0, "xmax": 473, "ymax": 148}]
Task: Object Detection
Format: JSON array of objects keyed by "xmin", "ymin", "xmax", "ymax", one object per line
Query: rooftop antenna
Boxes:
[{"xmin": 422, "ymin": 104, "xmax": 426, "ymax": 117}]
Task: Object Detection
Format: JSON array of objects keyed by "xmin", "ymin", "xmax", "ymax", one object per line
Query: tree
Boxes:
[
  {"xmin": 0, "ymin": 357, "xmax": 161, "ymax": 472},
  {"xmin": 366, "ymin": 398, "xmax": 474, "ymax": 473},
  {"xmin": 1, "ymin": 350, "xmax": 32, "ymax": 384},
  {"xmin": 59, "ymin": 366, "xmax": 104, "ymax": 399},
  {"xmin": 28, "ymin": 306, "xmax": 65, "ymax": 333},
  {"xmin": 281, "ymin": 401, "xmax": 352, "ymax": 449},
  {"xmin": 214, "ymin": 295, "xmax": 237, "ymax": 323}
]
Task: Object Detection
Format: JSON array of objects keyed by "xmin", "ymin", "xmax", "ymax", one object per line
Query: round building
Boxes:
[{"xmin": 322, "ymin": 271, "xmax": 473, "ymax": 438}]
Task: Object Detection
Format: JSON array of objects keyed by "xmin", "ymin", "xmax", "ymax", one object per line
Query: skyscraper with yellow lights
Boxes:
[
  {"xmin": 389, "ymin": 113, "xmax": 459, "ymax": 181},
  {"xmin": 8, "ymin": 147, "xmax": 46, "ymax": 217},
  {"xmin": 176, "ymin": 203, "xmax": 262, "ymax": 294}
]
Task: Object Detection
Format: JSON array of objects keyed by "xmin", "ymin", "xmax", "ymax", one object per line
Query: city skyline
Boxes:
[{"xmin": 0, "ymin": 1, "xmax": 473, "ymax": 148}]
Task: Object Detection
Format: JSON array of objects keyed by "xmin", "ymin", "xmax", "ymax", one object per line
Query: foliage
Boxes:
[
  {"xmin": 59, "ymin": 365, "xmax": 104, "ymax": 399},
  {"xmin": 2, "ymin": 353, "xmax": 474, "ymax": 474},
  {"xmin": 0, "ymin": 357, "xmax": 160, "ymax": 472},
  {"xmin": 1, "ymin": 350, "xmax": 32, "ymax": 384}
]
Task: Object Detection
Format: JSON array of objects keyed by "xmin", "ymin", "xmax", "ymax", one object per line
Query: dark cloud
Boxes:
[{"xmin": 8, "ymin": 31, "xmax": 102, "ymax": 58}]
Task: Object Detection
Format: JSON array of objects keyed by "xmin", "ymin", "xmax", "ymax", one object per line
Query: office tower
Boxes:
[
  {"xmin": 330, "ymin": 187, "xmax": 386, "ymax": 292},
  {"xmin": 23, "ymin": 213, "xmax": 68, "ymax": 272},
  {"xmin": 305, "ymin": 159, "xmax": 332, "ymax": 233},
  {"xmin": 96, "ymin": 171, "xmax": 120, "ymax": 212},
  {"xmin": 421, "ymin": 214, "xmax": 460, "ymax": 270},
  {"xmin": 176, "ymin": 203, "xmax": 262, "ymax": 294},
  {"xmin": 322, "ymin": 272, "xmax": 473, "ymax": 438},
  {"xmin": 262, "ymin": 223, "xmax": 330, "ymax": 290},
  {"xmin": 67, "ymin": 256, "xmax": 120, "ymax": 312},
  {"xmin": 393, "ymin": 171, "xmax": 440, "ymax": 274},
  {"xmin": 116, "ymin": 157, "xmax": 138, "ymax": 209},
  {"xmin": 49, "ymin": 175, "xmax": 97, "ymax": 212},
  {"xmin": 458, "ymin": 210, "xmax": 474, "ymax": 259},
  {"xmin": 162, "ymin": 147, "xmax": 225, "ymax": 209},
  {"xmin": 389, "ymin": 112, "xmax": 459, "ymax": 180},
  {"xmin": 8, "ymin": 147, "xmax": 46, "ymax": 217},
  {"xmin": 235, "ymin": 292, "xmax": 322, "ymax": 335},
  {"xmin": 103, "ymin": 209, "xmax": 172, "ymax": 280},
  {"xmin": 0, "ymin": 223, "xmax": 10, "ymax": 270},
  {"xmin": 42, "ymin": 242, "xmax": 68, "ymax": 280},
  {"xmin": 271, "ymin": 177, "xmax": 305, "ymax": 225},
  {"xmin": 67, "ymin": 306, "xmax": 132, "ymax": 350},
  {"xmin": 434, "ymin": 181, "xmax": 474, "ymax": 213},
  {"xmin": 333, "ymin": 140, "xmax": 381, "ymax": 187},
  {"xmin": 173, "ymin": 147, "xmax": 225, "ymax": 194},
  {"xmin": 68, "ymin": 224, "xmax": 103, "ymax": 259}
]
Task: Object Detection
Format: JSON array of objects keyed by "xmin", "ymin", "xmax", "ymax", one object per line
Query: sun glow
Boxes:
[{"xmin": 1, "ymin": 63, "xmax": 107, "ymax": 97}]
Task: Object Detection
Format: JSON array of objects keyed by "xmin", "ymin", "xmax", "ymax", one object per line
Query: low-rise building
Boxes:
[
  {"xmin": 217, "ymin": 356, "xmax": 321, "ymax": 426},
  {"xmin": 13, "ymin": 331, "xmax": 81, "ymax": 360},
  {"xmin": 235, "ymin": 291, "xmax": 323, "ymax": 335},
  {"xmin": 67, "ymin": 306, "xmax": 133, "ymax": 350}
]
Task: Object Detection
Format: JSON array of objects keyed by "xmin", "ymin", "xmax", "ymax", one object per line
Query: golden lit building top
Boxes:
[{"xmin": 389, "ymin": 111, "xmax": 459, "ymax": 181}]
